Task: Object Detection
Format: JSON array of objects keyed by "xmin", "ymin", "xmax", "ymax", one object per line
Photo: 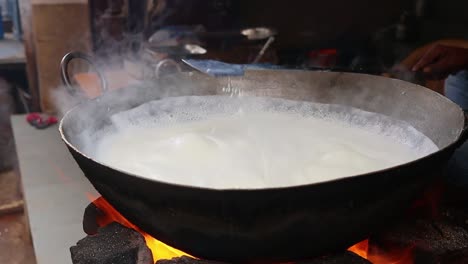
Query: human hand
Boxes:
[{"xmin": 411, "ymin": 45, "xmax": 468, "ymax": 79}]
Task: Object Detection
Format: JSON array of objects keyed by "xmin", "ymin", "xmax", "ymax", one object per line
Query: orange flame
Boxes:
[
  {"xmin": 88, "ymin": 194, "xmax": 190, "ymax": 262},
  {"xmin": 348, "ymin": 239, "xmax": 369, "ymax": 259},
  {"xmin": 348, "ymin": 239, "xmax": 413, "ymax": 264}
]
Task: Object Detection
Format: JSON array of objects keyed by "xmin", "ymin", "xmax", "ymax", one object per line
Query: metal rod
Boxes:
[{"xmin": 252, "ymin": 36, "xmax": 275, "ymax": 64}]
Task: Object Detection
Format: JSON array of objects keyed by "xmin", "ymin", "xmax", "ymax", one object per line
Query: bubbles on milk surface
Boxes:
[{"xmin": 91, "ymin": 96, "xmax": 438, "ymax": 189}]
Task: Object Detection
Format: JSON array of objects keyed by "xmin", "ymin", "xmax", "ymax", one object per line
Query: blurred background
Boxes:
[{"xmin": 5, "ymin": 0, "xmax": 468, "ymax": 114}]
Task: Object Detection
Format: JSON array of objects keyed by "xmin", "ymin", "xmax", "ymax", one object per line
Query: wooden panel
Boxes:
[
  {"xmin": 32, "ymin": 3, "xmax": 91, "ymax": 113},
  {"xmin": 19, "ymin": 0, "xmax": 40, "ymax": 112}
]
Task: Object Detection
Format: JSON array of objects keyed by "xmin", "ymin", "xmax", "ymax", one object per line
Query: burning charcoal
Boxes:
[
  {"xmin": 83, "ymin": 202, "xmax": 105, "ymax": 235},
  {"xmin": 71, "ymin": 222, "xmax": 153, "ymax": 264},
  {"xmin": 296, "ymin": 251, "xmax": 371, "ymax": 264},
  {"xmin": 373, "ymin": 218, "xmax": 468, "ymax": 264}
]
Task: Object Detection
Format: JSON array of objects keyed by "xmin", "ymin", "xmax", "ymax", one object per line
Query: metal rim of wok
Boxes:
[
  {"xmin": 59, "ymin": 104, "xmax": 468, "ymax": 191},
  {"xmin": 59, "ymin": 68, "xmax": 468, "ymax": 263}
]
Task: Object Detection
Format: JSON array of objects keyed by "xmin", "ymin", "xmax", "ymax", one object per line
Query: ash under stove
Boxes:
[{"xmin": 70, "ymin": 183, "xmax": 468, "ymax": 264}]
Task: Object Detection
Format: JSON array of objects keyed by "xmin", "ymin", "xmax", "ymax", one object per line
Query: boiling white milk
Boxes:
[{"xmin": 92, "ymin": 97, "xmax": 438, "ymax": 189}]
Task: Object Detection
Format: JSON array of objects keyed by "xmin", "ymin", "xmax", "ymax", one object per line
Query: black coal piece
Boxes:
[
  {"xmin": 70, "ymin": 222, "xmax": 153, "ymax": 264},
  {"xmin": 83, "ymin": 202, "xmax": 105, "ymax": 235},
  {"xmin": 372, "ymin": 208, "xmax": 468, "ymax": 264}
]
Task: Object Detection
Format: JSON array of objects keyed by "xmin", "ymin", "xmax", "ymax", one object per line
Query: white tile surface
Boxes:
[{"xmin": 11, "ymin": 115, "xmax": 98, "ymax": 264}]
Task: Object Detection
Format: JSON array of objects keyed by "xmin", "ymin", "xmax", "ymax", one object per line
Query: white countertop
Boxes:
[{"xmin": 11, "ymin": 115, "xmax": 97, "ymax": 264}]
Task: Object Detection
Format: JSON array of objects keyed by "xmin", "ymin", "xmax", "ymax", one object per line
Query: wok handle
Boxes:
[
  {"xmin": 60, "ymin": 51, "xmax": 108, "ymax": 95},
  {"xmin": 154, "ymin": 58, "xmax": 182, "ymax": 79}
]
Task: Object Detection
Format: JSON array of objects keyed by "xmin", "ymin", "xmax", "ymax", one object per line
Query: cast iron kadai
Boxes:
[{"xmin": 59, "ymin": 52, "xmax": 468, "ymax": 263}]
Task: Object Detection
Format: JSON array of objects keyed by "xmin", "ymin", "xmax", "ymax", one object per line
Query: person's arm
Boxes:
[
  {"xmin": 401, "ymin": 39, "xmax": 468, "ymax": 68},
  {"xmin": 398, "ymin": 39, "xmax": 468, "ymax": 79},
  {"xmin": 411, "ymin": 45, "xmax": 468, "ymax": 74}
]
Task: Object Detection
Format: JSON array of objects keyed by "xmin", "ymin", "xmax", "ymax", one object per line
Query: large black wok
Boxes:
[{"xmin": 59, "ymin": 65, "xmax": 468, "ymax": 262}]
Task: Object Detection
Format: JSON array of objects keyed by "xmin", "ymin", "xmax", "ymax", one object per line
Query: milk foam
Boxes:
[{"xmin": 90, "ymin": 96, "xmax": 438, "ymax": 189}]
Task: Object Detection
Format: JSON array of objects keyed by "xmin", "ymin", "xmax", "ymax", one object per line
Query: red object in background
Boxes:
[
  {"xmin": 26, "ymin": 113, "xmax": 58, "ymax": 129},
  {"xmin": 409, "ymin": 180, "xmax": 446, "ymax": 218},
  {"xmin": 308, "ymin": 49, "xmax": 338, "ymax": 68}
]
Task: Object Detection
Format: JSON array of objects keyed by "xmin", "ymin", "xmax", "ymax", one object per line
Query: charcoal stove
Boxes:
[{"xmin": 70, "ymin": 181, "xmax": 468, "ymax": 264}]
